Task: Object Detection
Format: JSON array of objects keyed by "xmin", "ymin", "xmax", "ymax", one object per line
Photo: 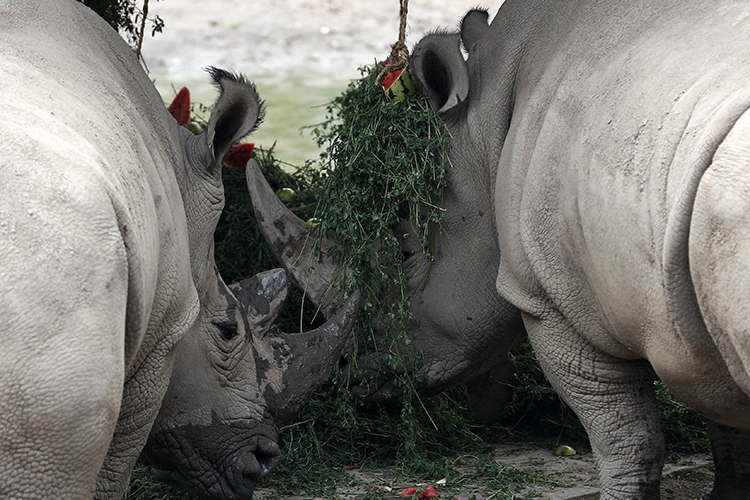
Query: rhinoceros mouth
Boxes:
[
  {"xmin": 338, "ymin": 355, "xmax": 412, "ymax": 402},
  {"xmin": 142, "ymin": 424, "xmax": 280, "ymax": 500}
]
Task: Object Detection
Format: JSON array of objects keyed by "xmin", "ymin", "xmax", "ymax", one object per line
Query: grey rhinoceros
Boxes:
[
  {"xmin": 0, "ymin": 1, "xmax": 358, "ymax": 499},
  {"xmin": 250, "ymin": 1, "xmax": 750, "ymax": 498}
]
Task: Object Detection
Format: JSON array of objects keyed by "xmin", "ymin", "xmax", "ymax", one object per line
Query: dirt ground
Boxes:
[
  {"xmin": 483, "ymin": 443, "xmax": 713, "ymax": 500},
  {"xmin": 253, "ymin": 443, "xmax": 714, "ymax": 500},
  {"xmin": 141, "ymin": 2, "xmax": 716, "ymax": 499}
]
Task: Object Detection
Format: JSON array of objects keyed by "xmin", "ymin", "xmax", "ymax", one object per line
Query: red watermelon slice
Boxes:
[
  {"xmin": 167, "ymin": 87, "xmax": 191, "ymax": 125},
  {"xmin": 223, "ymin": 143, "xmax": 255, "ymax": 168},
  {"xmin": 381, "ymin": 68, "xmax": 404, "ymax": 91}
]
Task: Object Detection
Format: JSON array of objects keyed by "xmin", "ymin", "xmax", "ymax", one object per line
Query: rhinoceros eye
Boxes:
[{"xmin": 214, "ymin": 322, "xmax": 239, "ymax": 341}]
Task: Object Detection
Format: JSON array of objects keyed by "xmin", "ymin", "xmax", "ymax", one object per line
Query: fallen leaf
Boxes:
[{"xmin": 370, "ymin": 485, "xmax": 392, "ymax": 493}]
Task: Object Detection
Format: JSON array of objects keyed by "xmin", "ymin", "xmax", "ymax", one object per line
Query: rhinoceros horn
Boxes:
[
  {"xmin": 245, "ymin": 158, "xmax": 349, "ymax": 319},
  {"xmin": 230, "ymin": 269, "xmax": 359, "ymax": 422}
]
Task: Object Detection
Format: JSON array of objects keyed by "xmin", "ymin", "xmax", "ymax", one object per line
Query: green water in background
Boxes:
[{"xmin": 154, "ymin": 70, "xmax": 355, "ymax": 170}]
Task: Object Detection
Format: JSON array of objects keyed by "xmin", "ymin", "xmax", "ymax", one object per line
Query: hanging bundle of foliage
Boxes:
[{"xmin": 310, "ymin": 65, "xmax": 451, "ymax": 357}]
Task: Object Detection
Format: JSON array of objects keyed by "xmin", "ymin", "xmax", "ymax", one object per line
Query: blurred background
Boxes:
[{"xmin": 143, "ymin": 0, "xmax": 505, "ymax": 166}]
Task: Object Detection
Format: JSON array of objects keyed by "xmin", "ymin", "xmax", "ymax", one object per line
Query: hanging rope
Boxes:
[{"xmin": 378, "ymin": 0, "xmax": 410, "ymax": 83}]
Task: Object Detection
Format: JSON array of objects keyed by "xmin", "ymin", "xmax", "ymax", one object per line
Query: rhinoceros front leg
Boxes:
[
  {"xmin": 0, "ymin": 229, "xmax": 128, "ymax": 498},
  {"xmin": 701, "ymin": 420, "xmax": 750, "ymax": 499},
  {"xmin": 94, "ymin": 339, "xmax": 180, "ymax": 499},
  {"xmin": 523, "ymin": 312, "xmax": 664, "ymax": 500},
  {"xmin": 0, "ymin": 332, "xmax": 123, "ymax": 500}
]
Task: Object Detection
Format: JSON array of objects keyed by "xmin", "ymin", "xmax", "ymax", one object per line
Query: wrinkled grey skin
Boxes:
[
  {"xmin": 415, "ymin": 2, "xmax": 750, "ymax": 499},
  {"xmin": 142, "ymin": 269, "xmax": 359, "ymax": 500},
  {"xmin": 250, "ymin": 1, "xmax": 750, "ymax": 498},
  {"xmin": 0, "ymin": 1, "xmax": 358, "ymax": 499}
]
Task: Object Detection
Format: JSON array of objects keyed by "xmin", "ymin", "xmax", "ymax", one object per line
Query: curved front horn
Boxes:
[{"xmin": 246, "ymin": 158, "xmax": 349, "ymax": 318}]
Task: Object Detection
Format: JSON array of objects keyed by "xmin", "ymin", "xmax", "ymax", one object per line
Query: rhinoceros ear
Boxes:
[
  {"xmin": 460, "ymin": 9, "xmax": 489, "ymax": 53},
  {"xmin": 412, "ymin": 32, "xmax": 469, "ymax": 116},
  {"xmin": 204, "ymin": 67, "xmax": 265, "ymax": 168}
]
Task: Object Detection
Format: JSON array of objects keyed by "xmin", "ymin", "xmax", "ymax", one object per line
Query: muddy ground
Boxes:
[{"xmin": 141, "ymin": 1, "xmax": 716, "ymax": 498}]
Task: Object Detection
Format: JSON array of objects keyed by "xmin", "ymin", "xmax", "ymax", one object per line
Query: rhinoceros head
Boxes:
[
  {"xmin": 246, "ymin": 14, "xmax": 525, "ymax": 420},
  {"xmin": 140, "ymin": 69, "xmax": 360, "ymax": 499}
]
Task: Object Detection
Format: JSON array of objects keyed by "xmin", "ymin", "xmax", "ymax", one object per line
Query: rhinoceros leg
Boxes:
[
  {"xmin": 700, "ymin": 421, "xmax": 750, "ymax": 499},
  {"xmin": 522, "ymin": 312, "xmax": 664, "ymax": 500},
  {"xmin": 95, "ymin": 341, "xmax": 184, "ymax": 499},
  {"xmin": 0, "ymin": 307, "xmax": 124, "ymax": 499}
]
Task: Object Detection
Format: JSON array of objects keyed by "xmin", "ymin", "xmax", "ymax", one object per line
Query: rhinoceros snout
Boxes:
[
  {"xmin": 142, "ymin": 424, "xmax": 282, "ymax": 500},
  {"xmin": 214, "ymin": 437, "xmax": 281, "ymax": 500},
  {"xmin": 238, "ymin": 436, "xmax": 281, "ymax": 481},
  {"xmin": 338, "ymin": 354, "xmax": 406, "ymax": 402}
]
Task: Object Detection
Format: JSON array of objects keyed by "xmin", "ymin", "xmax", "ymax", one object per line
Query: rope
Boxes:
[
  {"xmin": 377, "ymin": 0, "xmax": 410, "ymax": 83},
  {"xmin": 398, "ymin": 0, "xmax": 408, "ymax": 49}
]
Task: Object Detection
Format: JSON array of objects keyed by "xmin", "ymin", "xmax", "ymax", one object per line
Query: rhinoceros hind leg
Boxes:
[
  {"xmin": 0, "ymin": 208, "xmax": 128, "ymax": 498},
  {"xmin": 700, "ymin": 420, "xmax": 750, "ymax": 500},
  {"xmin": 689, "ymin": 112, "xmax": 750, "ymax": 400},
  {"xmin": 523, "ymin": 311, "xmax": 664, "ymax": 500}
]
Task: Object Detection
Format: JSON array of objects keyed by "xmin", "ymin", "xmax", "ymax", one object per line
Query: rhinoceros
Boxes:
[
  {"xmin": 0, "ymin": 1, "xmax": 358, "ymax": 499},
  {"xmin": 250, "ymin": 1, "xmax": 750, "ymax": 498}
]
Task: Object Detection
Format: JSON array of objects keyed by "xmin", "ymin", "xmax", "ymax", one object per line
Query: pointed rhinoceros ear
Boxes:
[
  {"xmin": 460, "ymin": 9, "xmax": 490, "ymax": 53},
  {"xmin": 204, "ymin": 67, "xmax": 265, "ymax": 168},
  {"xmin": 412, "ymin": 32, "xmax": 470, "ymax": 116}
]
